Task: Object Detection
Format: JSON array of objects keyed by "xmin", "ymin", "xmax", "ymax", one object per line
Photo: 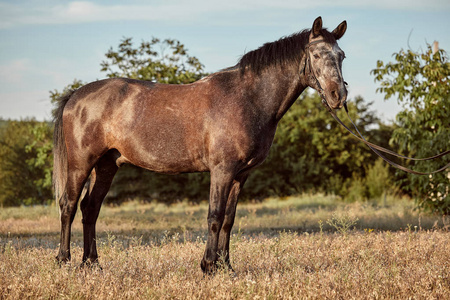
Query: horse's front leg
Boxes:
[
  {"xmin": 201, "ymin": 168, "xmax": 234, "ymax": 274},
  {"xmin": 217, "ymin": 173, "xmax": 248, "ymax": 272}
]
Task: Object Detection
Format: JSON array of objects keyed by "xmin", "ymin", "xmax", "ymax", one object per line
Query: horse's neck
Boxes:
[
  {"xmin": 274, "ymin": 77, "xmax": 307, "ymax": 121},
  {"xmin": 242, "ymin": 65, "xmax": 308, "ymax": 122}
]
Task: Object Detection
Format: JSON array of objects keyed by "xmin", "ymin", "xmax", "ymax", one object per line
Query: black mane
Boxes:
[{"xmin": 237, "ymin": 28, "xmax": 336, "ymax": 75}]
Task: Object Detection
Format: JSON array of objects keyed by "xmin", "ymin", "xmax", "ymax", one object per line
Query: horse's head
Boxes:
[{"xmin": 305, "ymin": 17, "xmax": 348, "ymax": 109}]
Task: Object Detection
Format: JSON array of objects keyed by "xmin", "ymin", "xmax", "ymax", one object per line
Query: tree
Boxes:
[
  {"xmin": 100, "ymin": 37, "xmax": 207, "ymax": 84},
  {"xmin": 0, "ymin": 119, "xmax": 53, "ymax": 206},
  {"xmin": 371, "ymin": 44, "xmax": 450, "ymax": 214}
]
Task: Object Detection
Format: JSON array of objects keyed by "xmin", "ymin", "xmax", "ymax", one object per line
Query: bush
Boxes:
[
  {"xmin": 0, "ymin": 119, "xmax": 53, "ymax": 206},
  {"xmin": 365, "ymin": 159, "xmax": 390, "ymax": 200}
]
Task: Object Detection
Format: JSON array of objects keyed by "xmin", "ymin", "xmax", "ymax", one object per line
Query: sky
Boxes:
[{"xmin": 1, "ymin": 0, "xmax": 449, "ymax": 122}]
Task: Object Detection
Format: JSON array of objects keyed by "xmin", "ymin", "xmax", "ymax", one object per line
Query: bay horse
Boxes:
[{"xmin": 53, "ymin": 16, "xmax": 348, "ymax": 274}]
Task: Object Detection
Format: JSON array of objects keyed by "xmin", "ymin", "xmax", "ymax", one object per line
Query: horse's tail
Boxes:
[{"xmin": 53, "ymin": 90, "xmax": 75, "ymax": 210}]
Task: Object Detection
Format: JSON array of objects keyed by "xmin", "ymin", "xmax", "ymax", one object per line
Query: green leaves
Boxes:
[
  {"xmin": 100, "ymin": 37, "xmax": 208, "ymax": 84},
  {"xmin": 0, "ymin": 119, "xmax": 53, "ymax": 206},
  {"xmin": 372, "ymin": 44, "xmax": 450, "ymax": 214}
]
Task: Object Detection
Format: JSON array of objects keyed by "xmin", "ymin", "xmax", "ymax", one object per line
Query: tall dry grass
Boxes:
[
  {"xmin": 1, "ymin": 195, "xmax": 449, "ymax": 299},
  {"xmin": 1, "ymin": 231, "xmax": 449, "ymax": 299}
]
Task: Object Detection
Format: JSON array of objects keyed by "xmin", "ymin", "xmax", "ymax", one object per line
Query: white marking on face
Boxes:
[
  {"xmin": 311, "ymin": 42, "xmax": 345, "ymax": 82},
  {"xmin": 332, "ymin": 43, "xmax": 345, "ymax": 79},
  {"xmin": 308, "ymin": 41, "xmax": 346, "ymax": 108}
]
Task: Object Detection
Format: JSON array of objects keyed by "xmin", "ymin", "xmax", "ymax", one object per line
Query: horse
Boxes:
[{"xmin": 53, "ymin": 16, "xmax": 348, "ymax": 274}]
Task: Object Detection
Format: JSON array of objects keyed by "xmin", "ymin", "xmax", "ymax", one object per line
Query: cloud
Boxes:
[
  {"xmin": 0, "ymin": 58, "xmax": 71, "ymax": 88},
  {"xmin": 0, "ymin": 0, "xmax": 448, "ymax": 29},
  {"xmin": 0, "ymin": 59, "xmax": 31, "ymax": 85},
  {"xmin": 0, "ymin": 1, "xmax": 209, "ymax": 29}
]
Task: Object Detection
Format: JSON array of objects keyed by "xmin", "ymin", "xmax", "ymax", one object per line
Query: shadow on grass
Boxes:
[{"xmin": 1, "ymin": 195, "xmax": 448, "ymax": 251}]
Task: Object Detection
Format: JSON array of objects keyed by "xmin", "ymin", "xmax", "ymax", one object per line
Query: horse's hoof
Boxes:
[
  {"xmin": 55, "ymin": 254, "xmax": 70, "ymax": 266},
  {"xmin": 200, "ymin": 259, "xmax": 217, "ymax": 275},
  {"xmin": 201, "ymin": 259, "xmax": 236, "ymax": 276},
  {"xmin": 80, "ymin": 260, "xmax": 103, "ymax": 271}
]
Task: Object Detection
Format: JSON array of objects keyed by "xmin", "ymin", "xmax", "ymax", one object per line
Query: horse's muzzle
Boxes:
[{"xmin": 327, "ymin": 80, "xmax": 347, "ymax": 109}]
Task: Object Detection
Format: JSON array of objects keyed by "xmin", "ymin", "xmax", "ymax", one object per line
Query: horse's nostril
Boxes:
[{"xmin": 331, "ymin": 90, "xmax": 338, "ymax": 100}]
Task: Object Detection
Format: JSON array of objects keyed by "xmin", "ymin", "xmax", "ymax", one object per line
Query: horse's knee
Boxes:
[
  {"xmin": 209, "ymin": 220, "xmax": 221, "ymax": 234},
  {"xmin": 208, "ymin": 213, "xmax": 225, "ymax": 234}
]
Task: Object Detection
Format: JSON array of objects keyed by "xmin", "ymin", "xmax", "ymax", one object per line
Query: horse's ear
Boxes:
[
  {"xmin": 332, "ymin": 21, "xmax": 347, "ymax": 40},
  {"xmin": 312, "ymin": 16, "xmax": 322, "ymax": 37}
]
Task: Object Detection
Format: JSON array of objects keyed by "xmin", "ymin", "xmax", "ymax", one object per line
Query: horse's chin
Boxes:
[
  {"xmin": 324, "ymin": 96, "xmax": 343, "ymax": 109},
  {"xmin": 320, "ymin": 96, "xmax": 342, "ymax": 110},
  {"xmin": 333, "ymin": 102, "xmax": 344, "ymax": 110}
]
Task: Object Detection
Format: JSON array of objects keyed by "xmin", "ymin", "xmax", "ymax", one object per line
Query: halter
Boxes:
[
  {"xmin": 300, "ymin": 39, "xmax": 326, "ymax": 94},
  {"xmin": 301, "ymin": 39, "xmax": 450, "ymax": 175}
]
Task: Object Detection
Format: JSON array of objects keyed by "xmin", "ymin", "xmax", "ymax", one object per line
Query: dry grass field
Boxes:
[{"xmin": 1, "ymin": 194, "xmax": 449, "ymax": 299}]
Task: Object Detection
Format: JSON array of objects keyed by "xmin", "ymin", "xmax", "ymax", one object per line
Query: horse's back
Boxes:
[{"xmin": 63, "ymin": 78, "xmax": 211, "ymax": 173}]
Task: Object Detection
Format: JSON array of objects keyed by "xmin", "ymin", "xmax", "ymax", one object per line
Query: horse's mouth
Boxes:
[{"xmin": 320, "ymin": 95, "xmax": 343, "ymax": 110}]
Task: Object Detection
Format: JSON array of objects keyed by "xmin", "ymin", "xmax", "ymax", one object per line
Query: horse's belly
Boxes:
[
  {"xmin": 132, "ymin": 151, "xmax": 208, "ymax": 174},
  {"xmin": 115, "ymin": 132, "xmax": 208, "ymax": 174}
]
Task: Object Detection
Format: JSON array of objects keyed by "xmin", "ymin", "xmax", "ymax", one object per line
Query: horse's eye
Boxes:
[{"xmin": 313, "ymin": 54, "xmax": 320, "ymax": 59}]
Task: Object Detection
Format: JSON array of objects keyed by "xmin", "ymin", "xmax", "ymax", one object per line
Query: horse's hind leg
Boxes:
[
  {"xmin": 56, "ymin": 166, "xmax": 92, "ymax": 263},
  {"xmin": 80, "ymin": 151, "xmax": 118, "ymax": 265}
]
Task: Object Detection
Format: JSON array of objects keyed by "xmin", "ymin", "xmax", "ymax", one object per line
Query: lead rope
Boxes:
[{"xmin": 324, "ymin": 100, "xmax": 450, "ymax": 175}]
